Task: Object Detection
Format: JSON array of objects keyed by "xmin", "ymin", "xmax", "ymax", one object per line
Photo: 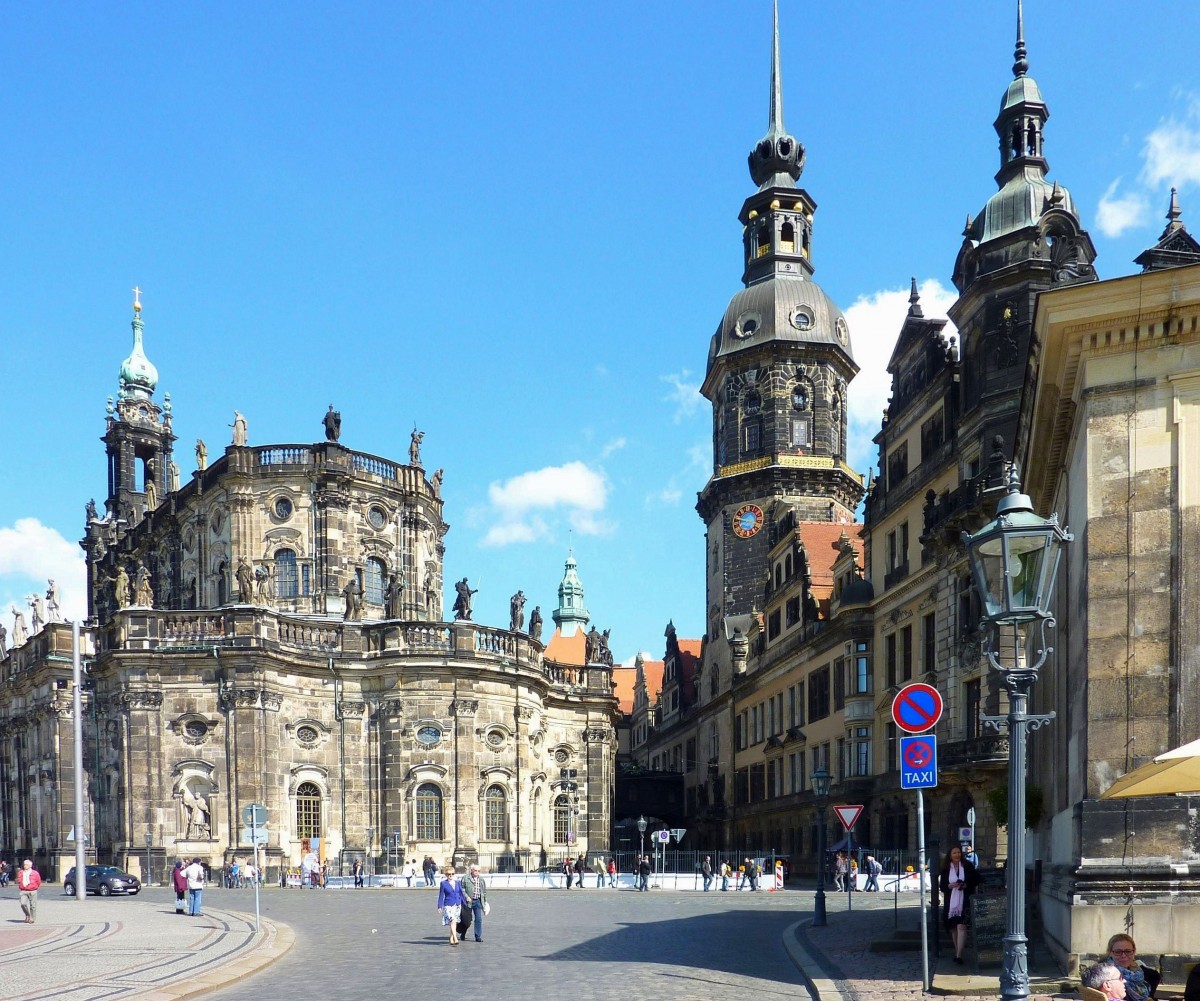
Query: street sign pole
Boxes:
[
  {"xmin": 847, "ymin": 819, "xmax": 854, "ymax": 913},
  {"xmin": 252, "ymin": 811, "xmax": 260, "ymax": 932},
  {"xmin": 918, "ymin": 789, "xmax": 930, "ymax": 992}
]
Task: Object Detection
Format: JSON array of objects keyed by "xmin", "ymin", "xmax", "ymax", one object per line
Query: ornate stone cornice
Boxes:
[
  {"xmin": 451, "ymin": 698, "xmax": 478, "ymax": 716},
  {"xmin": 339, "ymin": 700, "xmax": 366, "ymax": 718},
  {"xmin": 379, "ymin": 698, "xmax": 404, "ymax": 716},
  {"xmin": 584, "ymin": 727, "xmax": 611, "ymax": 744},
  {"xmin": 261, "ymin": 691, "xmax": 283, "ymax": 712},
  {"xmin": 119, "ymin": 690, "xmax": 164, "ymax": 711}
]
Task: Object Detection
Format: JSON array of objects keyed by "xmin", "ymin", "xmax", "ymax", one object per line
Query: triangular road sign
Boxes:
[{"xmin": 834, "ymin": 804, "xmax": 864, "ymax": 832}]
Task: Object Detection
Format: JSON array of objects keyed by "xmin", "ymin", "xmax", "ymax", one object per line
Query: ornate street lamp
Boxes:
[
  {"xmin": 636, "ymin": 815, "xmax": 647, "ymax": 859},
  {"xmin": 963, "ymin": 467, "xmax": 1070, "ymax": 1001},
  {"xmin": 812, "ymin": 765, "xmax": 831, "ymax": 927}
]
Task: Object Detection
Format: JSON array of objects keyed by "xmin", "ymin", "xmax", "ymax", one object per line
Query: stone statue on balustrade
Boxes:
[
  {"xmin": 144, "ymin": 477, "xmax": 157, "ymax": 512},
  {"xmin": 423, "ymin": 567, "xmax": 438, "ymax": 616},
  {"xmin": 114, "ymin": 567, "xmax": 132, "ymax": 609},
  {"xmin": 323, "ymin": 404, "xmax": 342, "ymax": 442},
  {"xmin": 385, "ymin": 572, "xmax": 405, "ymax": 620},
  {"xmin": 29, "ymin": 594, "xmax": 44, "ymax": 634},
  {"xmin": 169, "ymin": 461, "xmax": 180, "ymax": 492},
  {"xmin": 409, "ymin": 428, "xmax": 424, "ymax": 467},
  {"xmin": 195, "ymin": 438, "xmax": 208, "ymax": 471},
  {"xmin": 134, "ymin": 563, "xmax": 154, "ymax": 607},
  {"xmin": 0, "ymin": 622, "xmax": 7, "ymax": 658},
  {"xmin": 46, "ymin": 581, "xmax": 62, "ymax": 623},
  {"xmin": 236, "ymin": 556, "xmax": 255, "ymax": 603},
  {"xmin": 255, "ymin": 564, "xmax": 273, "ymax": 603},
  {"xmin": 509, "ymin": 590, "xmax": 526, "ymax": 631},
  {"xmin": 452, "ymin": 577, "xmax": 477, "ymax": 621},
  {"xmin": 431, "ymin": 467, "xmax": 443, "ymax": 498},
  {"xmin": 85, "ymin": 498, "xmax": 98, "ymax": 522},
  {"xmin": 10, "ymin": 607, "xmax": 27, "ymax": 647},
  {"xmin": 585, "ymin": 625, "xmax": 601, "ymax": 664},
  {"xmin": 342, "ymin": 576, "xmax": 363, "ymax": 621},
  {"xmin": 528, "ymin": 605, "xmax": 543, "ymax": 644},
  {"xmin": 230, "ymin": 411, "xmax": 248, "ymax": 446},
  {"xmin": 599, "ymin": 628, "xmax": 614, "ymax": 666}
]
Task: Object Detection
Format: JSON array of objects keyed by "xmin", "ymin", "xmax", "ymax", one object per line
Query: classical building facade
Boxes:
[{"xmin": 0, "ymin": 300, "xmax": 618, "ymax": 880}]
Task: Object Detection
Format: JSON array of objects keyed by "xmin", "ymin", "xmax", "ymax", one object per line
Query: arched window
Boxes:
[
  {"xmin": 275, "ymin": 549, "xmax": 298, "ymax": 598},
  {"xmin": 216, "ymin": 562, "xmax": 227, "ymax": 606},
  {"xmin": 415, "ymin": 783, "xmax": 443, "ymax": 841},
  {"xmin": 780, "ymin": 220, "xmax": 795, "ymax": 252},
  {"xmin": 483, "ymin": 786, "xmax": 507, "ymax": 841},
  {"xmin": 744, "ymin": 391, "xmax": 761, "ymax": 415},
  {"xmin": 364, "ymin": 557, "xmax": 386, "ymax": 604},
  {"xmin": 531, "ymin": 787, "xmax": 543, "ymax": 843},
  {"xmin": 295, "ymin": 782, "xmax": 322, "ymax": 839},
  {"xmin": 552, "ymin": 794, "xmax": 571, "ymax": 845}
]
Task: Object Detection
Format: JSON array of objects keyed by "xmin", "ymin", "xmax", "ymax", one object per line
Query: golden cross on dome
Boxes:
[{"xmin": 132, "ymin": 286, "xmax": 143, "ymax": 312}]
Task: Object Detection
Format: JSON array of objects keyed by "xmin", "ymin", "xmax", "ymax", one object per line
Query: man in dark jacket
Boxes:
[{"xmin": 638, "ymin": 855, "xmax": 652, "ymax": 892}]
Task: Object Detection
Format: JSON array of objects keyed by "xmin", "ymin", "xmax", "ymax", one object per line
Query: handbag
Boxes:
[{"xmin": 483, "ymin": 901, "xmax": 491, "ymax": 916}]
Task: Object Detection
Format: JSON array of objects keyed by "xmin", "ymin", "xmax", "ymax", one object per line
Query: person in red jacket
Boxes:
[
  {"xmin": 18, "ymin": 859, "xmax": 42, "ymax": 923},
  {"xmin": 172, "ymin": 861, "xmax": 188, "ymax": 914}
]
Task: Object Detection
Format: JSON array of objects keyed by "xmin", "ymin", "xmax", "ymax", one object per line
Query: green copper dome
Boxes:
[{"xmin": 119, "ymin": 307, "xmax": 158, "ymax": 401}]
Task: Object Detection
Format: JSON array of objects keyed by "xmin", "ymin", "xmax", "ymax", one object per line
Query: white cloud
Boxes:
[
  {"xmin": 661, "ymin": 369, "xmax": 703, "ymax": 424},
  {"xmin": 600, "ymin": 437, "xmax": 626, "ymax": 459},
  {"xmin": 0, "ymin": 518, "xmax": 88, "ymax": 627},
  {"xmin": 1141, "ymin": 100, "xmax": 1200, "ymax": 189},
  {"xmin": 844, "ymin": 280, "xmax": 958, "ymax": 477},
  {"xmin": 481, "ymin": 461, "xmax": 610, "ymax": 547},
  {"xmin": 1096, "ymin": 178, "xmax": 1150, "ymax": 238}
]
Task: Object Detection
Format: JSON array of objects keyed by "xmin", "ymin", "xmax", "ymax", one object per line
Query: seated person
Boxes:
[
  {"xmin": 1082, "ymin": 962, "xmax": 1127, "ymax": 1001},
  {"xmin": 1184, "ymin": 962, "xmax": 1199, "ymax": 1001},
  {"xmin": 1107, "ymin": 934, "xmax": 1160, "ymax": 1001}
]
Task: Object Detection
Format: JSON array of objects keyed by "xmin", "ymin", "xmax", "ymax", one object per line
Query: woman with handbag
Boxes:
[
  {"xmin": 939, "ymin": 846, "xmax": 980, "ymax": 964},
  {"xmin": 436, "ymin": 865, "xmax": 466, "ymax": 945}
]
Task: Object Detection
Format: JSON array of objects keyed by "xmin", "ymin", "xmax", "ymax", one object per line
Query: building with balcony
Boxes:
[{"xmin": 0, "ymin": 299, "xmax": 618, "ymax": 881}]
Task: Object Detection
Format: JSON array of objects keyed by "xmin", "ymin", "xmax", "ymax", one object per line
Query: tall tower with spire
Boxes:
[
  {"xmin": 697, "ymin": 1, "xmax": 864, "ymax": 630},
  {"xmin": 949, "ymin": 0, "xmax": 1096, "ymax": 465},
  {"xmin": 101, "ymin": 289, "xmax": 176, "ymax": 525},
  {"xmin": 551, "ymin": 549, "xmax": 590, "ymax": 635}
]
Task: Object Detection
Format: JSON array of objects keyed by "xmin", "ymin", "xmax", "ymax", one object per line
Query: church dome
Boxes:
[
  {"xmin": 710, "ymin": 274, "xmax": 852, "ymax": 366},
  {"xmin": 119, "ymin": 310, "xmax": 158, "ymax": 401},
  {"xmin": 974, "ymin": 168, "xmax": 1077, "ymax": 244}
]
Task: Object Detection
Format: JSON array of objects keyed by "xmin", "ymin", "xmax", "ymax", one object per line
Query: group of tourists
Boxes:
[{"xmin": 560, "ymin": 853, "xmax": 618, "ymax": 888}]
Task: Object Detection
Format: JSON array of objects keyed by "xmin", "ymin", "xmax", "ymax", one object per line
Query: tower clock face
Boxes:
[{"xmin": 732, "ymin": 504, "xmax": 764, "ymax": 539}]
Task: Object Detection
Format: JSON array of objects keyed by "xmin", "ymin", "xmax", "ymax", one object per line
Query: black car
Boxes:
[{"xmin": 63, "ymin": 865, "xmax": 142, "ymax": 896}]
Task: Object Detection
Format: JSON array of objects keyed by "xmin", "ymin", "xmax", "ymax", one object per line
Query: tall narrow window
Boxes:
[
  {"xmin": 415, "ymin": 783, "xmax": 443, "ymax": 840},
  {"xmin": 553, "ymin": 794, "xmax": 571, "ymax": 844},
  {"xmin": 216, "ymin": 562, "xmax": 228, "ymax": 606},
  {"xmin": 364, "ymin": 557, "xmax": 386, "ymax": 604},
  {"xmin": 483, "ymin": 786, "xmax": 507, "ymax": 841},
  {"xmin": 295, "ymin": 782, "xmax": 322, "ymax": 839},
  {"xmin": 275, "ymin": 549, "xmax": 299, "ymax": 598},
  {"xmin": 780, "ymin": 220, "xmax": 795, "ymax": 252}
]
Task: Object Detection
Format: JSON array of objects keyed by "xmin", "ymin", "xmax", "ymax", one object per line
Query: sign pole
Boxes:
[
  {"xmin": 847, "ymin": 820, "xmax": 854, "ymax": 913},
  {"xmin": 918, "ymin": 788, "xmax": 930, "ymax": 993},
  {"xmin": 252, "ymin": 812, "xmax": 260, "ymax": 932}
]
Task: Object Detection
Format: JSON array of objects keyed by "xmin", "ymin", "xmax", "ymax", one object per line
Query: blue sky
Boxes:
[{"xmin": 2, "ymin": 2, "xmax": 1199, "ymax": 663}]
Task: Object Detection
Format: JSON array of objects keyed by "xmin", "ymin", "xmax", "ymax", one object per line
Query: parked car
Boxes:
[{"xmin": 63, "ymin": 865, "xmax": 141, "ymax": 896}]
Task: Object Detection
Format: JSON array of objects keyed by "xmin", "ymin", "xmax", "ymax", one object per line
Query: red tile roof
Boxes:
[{"xmin": 796, "ymin": 522, "xmax": 864, "ymax": 603}]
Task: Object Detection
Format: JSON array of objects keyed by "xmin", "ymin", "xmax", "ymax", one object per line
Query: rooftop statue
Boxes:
[
  {"xmin": 230, "ymin": 411, "xmax": 248, "ymax": 446},
  {"xmin": 528, "ymin": 605, "xmax": 543, "ymax": 644},
  {"xmin": 323, "ymin": 404, "xmax": 342, "ymax": 442},
  {"xmin": 195, "ymin": 439, "xmax": 207, "ymax": 471},
  {"xmin": 510, "ymin": 590, "xmax": 526, "ymax": 631},
  {"xmin": 409, "ymin": 428, "xmax": 424, "ymax": 467},
  {"xmin": 452, "ymin": 577, "xmax": 477, "ymax": 621}
]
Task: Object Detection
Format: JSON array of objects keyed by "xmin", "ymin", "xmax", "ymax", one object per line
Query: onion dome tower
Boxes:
[
  {"xmin": 949, "ymin": 0, "xmax": 1096, "ymax": 463},
  {"xmin": 697, "ymin": 1, "xmax": 863, "ymax": 624},
  {"xmin": 102, "ymin": 288, "xmax": 176, "ymax": 524},
  {"xmin": 551, "ymin": 549, "xmax": 590, "ymax": 636}
]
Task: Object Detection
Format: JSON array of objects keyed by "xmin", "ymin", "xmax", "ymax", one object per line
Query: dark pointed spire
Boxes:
[
  {"xmin": 908, "ymin": 277, "xmax": 924, "ymax": 317},
  {"xmin": 1167, "ymin": 187, "xmax": 1183, "ymax": 230},
  {"xmin": 747, "ymin": 0, "xmax": 805, "ymax": 190},
  {"xmin": 1013, "ymin": 0, "xmax": 1028, "ymax": 77},
  {"xmin": 769, "ymin": 0, "xmax": 784, "ymax": 135}
]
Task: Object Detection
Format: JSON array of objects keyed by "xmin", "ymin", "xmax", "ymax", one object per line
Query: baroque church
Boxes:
[
  {"xmin": 632, "ymin": 0, "xmax": 1200, "ymax": 976},
  {"xmin": 0, "ymin": 293, "xmax": 619, "ymax": 880}
]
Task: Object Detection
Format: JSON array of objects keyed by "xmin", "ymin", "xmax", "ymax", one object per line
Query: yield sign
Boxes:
[
  {"xmin": 834, "ymin": 804, "xmax": 864, "ymax": 832},
  {"xmin": 891, "ymin": 683, "xmax": 944, "ymax": 734}
]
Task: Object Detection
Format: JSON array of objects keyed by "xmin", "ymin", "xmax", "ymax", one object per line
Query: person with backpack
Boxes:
[{"xmin": 864, "ymin": 854, "xmax": 882, "ymax": 891}]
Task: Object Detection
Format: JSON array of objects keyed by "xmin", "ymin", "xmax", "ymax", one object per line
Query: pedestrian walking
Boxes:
[
  {"xmin": 353, "ymin": 859, "xmax": 364, "ymax": 888},
  {"xmin": 592, "ymin": 855, "xmax": 606, "ymax": 887},
  {"xmin": 637, "ymin": 854, "xmax": 651, "ymax": 892},
  {"xmin": 402, "ymin": 858, "xmax": 417, "ymax": 887},
  {"xmin": 173, "ymin": 860, "xmax": 188, "ymax": 913},
  {"xmin": 607, "ymin": 857, "xmax": 617, "ymax": 888},
  {"xmin": 720, "ymin": 859, "xmax": 730, "ymax": 891},
  {"xmin": 0, "ymin": 860, "xmax": 9, "ymax": 887},
  {"xmin": 576, "ymin": 854, "xmax": 586, "ymax": 888},
  {"xmin": 562, "ymin": 856, "xmax": 574, "ymax": 888},
  {"xmin": 701, "ymin": 855, "xmax": 713, "ymax": 892},
  {"xmin": 460, "ymin": 863, "xmax": 489, "ymax": 942},
  {"xmin": 423, "ymin": 856, "xmax": 436, "ymax": 887},
  {"xmin": 437, "ymin": 865, "xmax": 466, "ymax": 946},
  {"xmin": 17, "ymin": 859, "xmax": 41, "ymax": 924},
  {"xmin": 184, "ymin": 856, "xmax": 205, "ymax": 916},
  {"xmin": 864, "ymin": 855, "xmax": 882, "ymax": 891}
]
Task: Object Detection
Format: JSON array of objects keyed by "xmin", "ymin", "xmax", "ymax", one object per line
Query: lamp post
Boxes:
[
  {"xmin": 636, "ymin": 815, "xmax": 647, "ymax": 858},
  {"xmin": 963, "ymin": 467, "xmax": 1070, "ymax": 1001},
  {"xmin": 812, "ymin": 765, "xmax": 830, "ymax": 927},
  {"xmin": 144, "ymin": 831, "xmax": 153, "ymax": 887},
  {"xmin": 366, "ymin": 826, "xmax": 374, "ymax": 881}
]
